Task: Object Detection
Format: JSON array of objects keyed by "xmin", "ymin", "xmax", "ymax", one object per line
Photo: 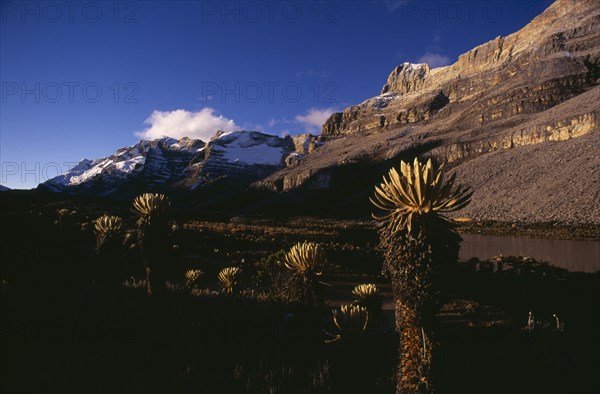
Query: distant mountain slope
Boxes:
[
  {"xmin": 42, "ymin": 131, "xmax": 317, "ymax": 198},
  {"xmin": 0, "ymin": 185, "xmax": 10, "ymax": 192},
  {"xmin": 43, "ymin": 137, "xmax": 204, "ymax": 196}
]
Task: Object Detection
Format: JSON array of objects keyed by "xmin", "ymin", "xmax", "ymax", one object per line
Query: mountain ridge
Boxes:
[{"xmin": 42, "ymin": 131, "xmax": 320, "ymax": 198}]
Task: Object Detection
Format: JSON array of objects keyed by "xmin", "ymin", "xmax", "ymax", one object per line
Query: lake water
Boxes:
[{"xmin": 459, "ymin": 234, "xmax": 600, "ymax": 273}]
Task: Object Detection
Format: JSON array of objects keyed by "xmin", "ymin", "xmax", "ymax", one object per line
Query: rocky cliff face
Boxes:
[
  {"xmin": 257, "ymin": 0, "xmax": 600, "ymax": 223},
  {"xmin": 323, "ymin": 0, "xmax": 599, "ymax": 136},
  {"xmin": 381, "ymin": 63, "xmax": 430, "ymax": 96}
]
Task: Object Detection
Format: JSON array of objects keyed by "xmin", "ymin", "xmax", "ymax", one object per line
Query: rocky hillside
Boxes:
[{"xmin": 256, "ymin": 0, "xmax": 600, "ymax": 224}]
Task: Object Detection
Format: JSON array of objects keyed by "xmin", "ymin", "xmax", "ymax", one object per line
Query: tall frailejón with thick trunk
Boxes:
[
  {"xmin": 133, "ymin": 193, "xmax": 171, "ymax": 297},
  {"xmin": 371, "ymin": 158, "xmax": 472, "ymax": 393}
]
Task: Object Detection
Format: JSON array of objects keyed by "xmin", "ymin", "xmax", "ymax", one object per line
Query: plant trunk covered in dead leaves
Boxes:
[{"xmin": 379, "ymin": 221, "xmax": 461, "ymax": 394}]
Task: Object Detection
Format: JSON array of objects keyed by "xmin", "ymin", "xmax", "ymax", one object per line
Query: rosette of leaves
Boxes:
[
  {"xmin": 326, "ymin": 304, "xmax": 369, "ymax": 343},
  {"xmin": 184, "ymin": 269, "xmax": 203, "ymax": 289},
  {"xmin": 94, "ymin": 215, "xmax": 123, "ymax": 247},
  {"xmin": 282, "ymin": 242, "xmax": 327, "ymax": 306},
  {"xmin": 283, "ymin": 242, "xmax": 326, "ymax": 274},
  {"xmin": 218, "ymin": 267, "xmax": 240, "ymax": 295},
  {"xmin": 352, "ymin": 284, "xmax": 383, "ymax": 326}
]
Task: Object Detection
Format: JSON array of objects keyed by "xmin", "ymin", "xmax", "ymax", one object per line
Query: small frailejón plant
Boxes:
[
  {"xmin": 94, "ymin": 215, "xmax": 125, "ymax": 290},
  {"xmin": 218, "ymin": 267, "xmax": 240, "ymax": 295},
  {"xmin": 185, "ymin": 269, "xmax": 203, "ymax": 290},
  {"xmin": 94, "ymin": 215, "xmax": 123, "ymax": 241},
  {"xmin": 132, "ymin": 193, "xmax": 171, "ymax": 297},
  {"xmin": 352, "ymin": 284, "xmax": 383, "ymax": 327},
  {"xmin": 371, "ymin": 158, "xmax": 471, "ymax": 394},
  {"xmin": 56, "ymin": 208, "xmax": 71, "ymax": 233},
  {"xmin": 283, "ymin": 242, "xmax": 326, "ymax": 306},
  {"xmin": 326, "ymin": 304, "xmax": 369, "ymax": 343}
]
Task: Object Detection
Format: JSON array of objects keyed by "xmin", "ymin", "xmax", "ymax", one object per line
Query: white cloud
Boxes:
[
  {"xmin": 418, "ymin": 52, "xmax": 452, "ymax": 68},
  {"xmin": 241, "ymin": 121, "xmax": 266, "ymax": 133},
  {"xmin": 135, "ymin": 108, "xmax": 239, "ymax": 141},
  {"xmin": 294, "ymin": 107, "xmax": 337, "ymax": 131}
]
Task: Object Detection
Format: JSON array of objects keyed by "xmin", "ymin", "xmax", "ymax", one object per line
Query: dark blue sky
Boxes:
[{"xmin": 0, "ymin": 0, "xmax": 554, "ymax": 189}]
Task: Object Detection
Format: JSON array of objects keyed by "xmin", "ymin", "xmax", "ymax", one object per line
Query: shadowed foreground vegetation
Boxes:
[{"xmin": 1, "ymin": 193, "xmax": 598, "ymax": 393}]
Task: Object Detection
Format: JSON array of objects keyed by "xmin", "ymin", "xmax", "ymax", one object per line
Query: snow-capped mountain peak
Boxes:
[{"xmin": 41, "ymin": 130, "xmax": 312, "ymax": 197}]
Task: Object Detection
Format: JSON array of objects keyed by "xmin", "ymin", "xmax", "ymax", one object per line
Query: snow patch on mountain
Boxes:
[
  {"xmin": 65, "ymin": 146, "xmax": 146, "ymax": 186},
  {"xmin": 215, "ymin": 131, "xmax": 287, "ymax": 165},
  {"xmin": 48, "ymin": 159, "xmax": 95, "ymax": 187},
  {"xmin": 369, "ymin": 92, "xmax": 399, "ymax": 109},
  {"xmin": 114, "ymin": 156, "xmax": 146, "ymax": 172}
]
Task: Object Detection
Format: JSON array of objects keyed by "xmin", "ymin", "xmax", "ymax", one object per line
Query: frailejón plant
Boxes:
[
  {"xmin": 326, "ymin": 304, "xmax": 369, "ymax": 343},
  {"xmin": 218, "ymin": 267, "xmax": 240, "ymax": 295},
  {"xmin": 371, "ymin": 158, "xmax": 471, "ymax": 393},
  {"xmin": 132, "ymin": 193, "xmax": 171, "ymax": 297}
]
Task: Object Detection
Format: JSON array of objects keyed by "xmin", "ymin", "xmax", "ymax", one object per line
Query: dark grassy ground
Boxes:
[{"xmin": 1, "ymin": 194, "xmax": 598, "ymax": 393}]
